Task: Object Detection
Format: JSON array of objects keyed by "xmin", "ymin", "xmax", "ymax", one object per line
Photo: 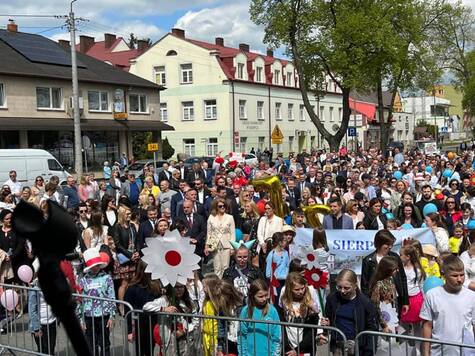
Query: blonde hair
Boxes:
[
  {"xmin": 241, "ymin": 201, "xmax": 260, "ymax": 219},
  {"xmin": 117, "ymin": 205, "xmax": 131, "ymax": 226},
  {"xmin": 281, "ymin": 272, "xmax": 315, "ymax": 318}
]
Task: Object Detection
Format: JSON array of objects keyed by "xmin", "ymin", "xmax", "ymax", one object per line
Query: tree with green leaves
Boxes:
[{"xmin": 250, "ymin": 0, "xmax": 446, "ymax": 152}]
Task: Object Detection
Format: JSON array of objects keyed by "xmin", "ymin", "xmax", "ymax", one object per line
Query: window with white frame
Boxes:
[
  {"xmin": 88, "ymin": 91, "xmax": 109, "ymax": 111},
  {"xmin": 182, "ymin": 101, "xmax": 194, "ymax": 121},
  {"xmin": 258, "ymin": 136, "xmax": 265, "ymax": 151},
  {"xmin": 329, "ymin": 106, "xmax": 334, "ymax": 121},
  {"xmin": 207, "ymin": 138, "xmax": 218, "ymax": 156},
  {"xmin": 286, "ymin": 72, "xmax": 293, "ymax": 86},
  {"xmin": 154, "ymin": 66, "xmax": 166, "ymax": 85},
  {"xmin": 256, "ymin": 67, "xmax": 263, "ymax": 82},
  {"xmin": 204, "ymin": 100, "xmax": 217, "ymax": 120},
  {"xmin": 239, "ymin": 100, "xmax": 247, "ymax": 119},
  {"xmin": 289, "ymin": 136, "xmax": 294, "ymax": 152},
  {"xmin": 310, "ymin": 105, "xmax": 315, "ymax": 116},
  {"xmin": 160, "ymin": 103, "xmax": 168, "ymax": 122},
  {"xmin": 275, "ymin": 102, "xmax": 282, "ymax": 120},
  {"xmin": 183, "ymin": 139, "xmax": 195, "ymax": 156},
  {"xmin": 0, "ymin": 83, "xmax": 5, "ymax": 107},
  {"xmin": 129, "ymin": 94, "xmax": 148, "ymax": 113},
  {"xmin": 237, "ymin": 63, "xmax": 245, "ymax": 79},
  {"xmin": 180, "ymin": 63, "xmax": 193, "ymax": 84},
  {"xmin": 320, "ymin": 106, "xmax": 325, "ymax": 122},
  {"xmin": 274, "ymin": 69, "xmax": 280, "ymax": 85},
  {"xmin": 239, "ymin": 137, "xmax": 247, "ymax": 152},
  {"xmin": 36, "ymin": 87, "xmax": 62, "ymax": 109},
  {"xmin": 257, "ymin": 101, "xmax": 264, "ymax": 120},
  {"xmin": 288, "ymin": 103, "xmax": 294, "ymax": 120},
  {"xmin": 299, "ymin": 104, "xmax": 305, "ymax": 121}
]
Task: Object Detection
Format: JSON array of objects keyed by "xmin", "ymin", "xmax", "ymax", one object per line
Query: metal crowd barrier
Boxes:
[
  {"xmin": 355, "ymin": 330, "xmax": 475, "ymax": 356},
  {"xmin": 125, "ymin": 309, "xmax": 347, "ymax": 356},
  {"xmin": 0, "ymin": 283, "xmax": 133, "ymax": 356}
]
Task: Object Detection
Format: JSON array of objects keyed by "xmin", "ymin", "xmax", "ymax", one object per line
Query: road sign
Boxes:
[
  {"xmin": 147, "ymin": 143, "xmax": 159, "ymax": 152},
  {"xmin": 271, "ymin": 125, "xmax": 284, "ymax": 144},
  {"xmin": 348, "ymin": 127, "xmax": 357, "ymax": 137}
]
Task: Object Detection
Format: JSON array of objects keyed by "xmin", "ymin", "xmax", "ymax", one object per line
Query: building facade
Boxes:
[
  {"xmin": 129, "ymin": 29, "xmax": 343, "ymax": 156},
  {"xmin": 0, "ymin": 24, "xmax": 172, "ymax": 169}
]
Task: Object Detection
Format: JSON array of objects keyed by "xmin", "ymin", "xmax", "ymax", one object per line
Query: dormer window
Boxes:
[
  {"xmin": 286, "ymin": 72, "xmax": 293, "ymax": 86},
  {"xmin": 256, "ymin": 66, "xmax": 263, "ymax": 82},
  {"xmin": 237, "ymin": 63, "xmax": 245, "ymax": 79},
  {"xmin": 274, "ymin": 69, "xmax": 280, "ymax": 85}
]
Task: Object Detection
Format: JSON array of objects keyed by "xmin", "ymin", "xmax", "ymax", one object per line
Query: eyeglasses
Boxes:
[
  {"xmin": 36, "ymin": 179, "xmax": 43, "ymax": 182},
  {"xmin": 79, "ymin": 209, "xmax": 87, "ymax": 213},
  {"xmin": 447, "ymin": 201, "xmax": 455, "ymax": 204},
  {"xmin": 217, "ymin": 205, "xmax": 225, "ymax": 208}
]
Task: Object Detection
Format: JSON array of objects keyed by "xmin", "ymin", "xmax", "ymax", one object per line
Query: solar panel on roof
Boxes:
[{"xmin": 0, "ymin": 30, "xmax": 86, "ymax": 68}]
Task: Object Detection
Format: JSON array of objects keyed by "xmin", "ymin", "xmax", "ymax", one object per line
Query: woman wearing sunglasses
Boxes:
[{"xmin": 205, "ymin": 198, "xmax": 236, "ymax": 278}]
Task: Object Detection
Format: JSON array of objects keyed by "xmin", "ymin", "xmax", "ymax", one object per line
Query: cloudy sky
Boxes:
[{"xmin": 0, "ymin": 0, "xmax": 473, "ymax": 55}]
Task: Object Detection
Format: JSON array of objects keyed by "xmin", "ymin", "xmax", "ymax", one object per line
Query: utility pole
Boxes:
[{"xmin": 67, "ymin": 0, "xmax": 83, "ymax": 177}]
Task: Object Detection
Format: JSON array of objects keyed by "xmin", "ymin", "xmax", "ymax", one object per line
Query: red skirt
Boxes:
[{"xmin": 400, "ymin": 291, "xmax": 423, "ymax": 324}]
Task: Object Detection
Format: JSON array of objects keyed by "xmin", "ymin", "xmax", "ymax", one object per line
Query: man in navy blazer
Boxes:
[
  {"xmin": 323, "ymin": 197, "xmax": 354, "ymax": 230},
  {"xmin": 170, "ymin": 180, "xmax": 189, "ymax": 219},
  {"xmin": 137, "ymin": 206, "xmax": 158, "ymax": 252},
  {"xmin": 176, "ymin": 199, "xmax": 207, "ymax": 256}
]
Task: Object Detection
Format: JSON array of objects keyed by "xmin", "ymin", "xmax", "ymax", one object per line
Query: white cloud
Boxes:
[{"xmin": 174, "ymin": 1, "xmax": 268, "ymax": 53}]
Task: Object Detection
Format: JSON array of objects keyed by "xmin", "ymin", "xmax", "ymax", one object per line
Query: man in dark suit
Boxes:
[
  {"xmin": 158, "ymin": 162, "xmax": 171, "ymax": 182},
  {"xmin": 296, "ymin": 175, "xmax": 312, "ymax": 198},
  {"xmin": 194, "ymin": 178, "xmax": 210, "ymax": 205},
  {"xmin": 285, "ymin": 177, "xmax": 300, "ymax": 205},
  {"xmin": 170, "ymin": 180, "xmax": 189, "ymax": 219},
  {"xmin": 137, "ymin": 206, "xmax": 158, "ymax": 252},
  {"xmin": 305, "ymin": 167, "xmax": 319, "ymax": 186},
  {"xmin": 177, "ymin": 199, "xmax": 207, "ymax": 256},
  {"xmin": 201, "ymin": 161, "xmax": 214, "ymax": 187},
  {"xmin": 177, "ymin": 160, "xmax": 189, "ymax": 181},
  {"xmin": 186, "ymin": 162, "xmax": 205, "ymax": 185},
  {"xmin": 175, "ymin": 188, "xmax": 206, "ymax": 218}
]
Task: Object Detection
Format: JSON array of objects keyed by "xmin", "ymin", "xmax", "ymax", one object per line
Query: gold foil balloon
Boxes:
[
  {"xmin": 302, "ymin": 204, "xmax": 331, "ymax": 228},
  {"xmin": 252, "ymin": 175, "xmax": 285, "ymax": 218}
]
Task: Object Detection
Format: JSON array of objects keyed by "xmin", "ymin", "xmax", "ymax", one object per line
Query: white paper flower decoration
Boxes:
[
  {"xmin": 142, "ymin": 231, "xmax": 201, "ymax": 287},
  {"xmin": 300, "ymin": 246, "xmax": 326, "ymax": 270}
]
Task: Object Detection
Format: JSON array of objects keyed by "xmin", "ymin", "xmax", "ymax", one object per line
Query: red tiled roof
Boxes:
[
  {"xmin": 179, "ymin": 35, "xmax": 290, "ymax": 84},
  {"xmin": 75, "ymin": 38, "xmax": 142, "ymax": 71}
]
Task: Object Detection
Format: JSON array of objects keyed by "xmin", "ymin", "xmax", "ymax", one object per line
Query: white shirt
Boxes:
[
  {"xmin": 404, "ymin": 266, "xmax": 422, "ymax": 296},
  {"xmin": 420, "ymin": 286, "xmax": 475, "ymax": 356},
  {"xmin": 4, "ymin": 179, "xmax": 21, "ymax": 195}
]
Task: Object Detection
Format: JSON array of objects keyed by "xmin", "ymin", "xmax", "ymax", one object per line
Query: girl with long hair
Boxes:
[
  {"xmin": 124, "ymin": 261, "xmax": 162, "ymax": 356},
  {"xmin": 279, "ymin": 272, "xmax": 326, "ymax": 355},
  {"xmin": 424, "ymin": 213, "xmax": 449, "ymax": 253},
  {"xmin": 369, "ymin": 256, "xmax": 400, "ymax": 333},
  {"xmin": 238, "ymin": 279, "xmax": 281, "ymax": 355},
  {"xmin": 322, "ymin": 269, "xmax": 378, "ymax": 356},
  {"xmin": 144, "ymin": 283, "xmax": 198, "ymax": 356},
  {"xmin": 82, "ymin": 211, "xmax": 108, "ymax": 249},
  {"xmin": 399, "ymin": 245, "xmax": 426, "ymax": 349},
  {"xmin": 266, "ymin": 232, "xmax": 290, "ymax": 302}
]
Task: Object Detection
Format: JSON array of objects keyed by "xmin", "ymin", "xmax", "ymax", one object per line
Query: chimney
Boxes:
[
  {"xmin": 267, "ymin": 48, "xmax": 274, "ymax": 57},
  {"xmin": 171, "ymin": 28, "xmax": 185, "ymax": 38},
  {"xmin": 104, "ymin": 33, "xmax": 116, "ymax": 49},
  {"xmin": 58, "ymin": 39, "xmax": 70, "ymax": 49},
  {"xmin": 137, "ymin": 39, "xmax": 150, "ymax": 52},
  {"xmin": 239, "ymin": 43, "xmax": 250, "ymax": 52},
  {"xmin": 215, "ymin": 37, "xmax": 224, "ymax": 46},
  {"xmin": 79, "ymin": 35, "xmax": 95, "ymax": 53},
  {"xmin": 7, "ymin": 19, "xmax": 17, "ymax": 33}
]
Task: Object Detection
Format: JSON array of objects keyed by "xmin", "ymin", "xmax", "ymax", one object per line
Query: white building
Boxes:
[{"xmin": 129, "ymin": 28, "xmax": 343, "ymax": 156}]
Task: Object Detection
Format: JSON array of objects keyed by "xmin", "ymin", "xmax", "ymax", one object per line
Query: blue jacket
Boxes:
[
  {"xmin": 238, "ymin": 305, "xmax": 281, "ymax": 355},
  {"xmin": 323, "ymin": 214, "xmax": 354, "ymax": 230},
  {"xmin": 266, "ymin": 249, "xmax": 290, "ymax": 281},
  {"xmin": 63, "ymin": 185, "xmax": 80, "ymax": 209}
]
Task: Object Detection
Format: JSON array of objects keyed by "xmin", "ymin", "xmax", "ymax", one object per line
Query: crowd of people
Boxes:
[{"xmin": 1, "ymin": 145, "xmax": 475, "ymax": 355}]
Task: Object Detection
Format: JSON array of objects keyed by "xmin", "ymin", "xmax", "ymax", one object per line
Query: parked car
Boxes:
[
  {"xmin": 183, "ymin": 156, "xmax": 215, "ymax": 169},
  {"xmin": 224, "ymin": 152, "xmax": 259, "ymax": 166},
  {"xmin": 124, "ymin": 159, "xmax": 167, "ymax": 177}
]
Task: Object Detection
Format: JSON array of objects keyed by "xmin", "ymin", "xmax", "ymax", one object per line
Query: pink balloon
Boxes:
[
  {"xmin": 0, "ymin": 290, "xmax": 19, "ymax": 311},
  {"xmin": 17, "ymin": 265, "xmax": 33, "ymax": 283}
]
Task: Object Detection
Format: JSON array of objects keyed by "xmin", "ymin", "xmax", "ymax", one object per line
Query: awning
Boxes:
[
  {"xmin": 349, "ymin": 98, "xmax": 376, "ymax": 120},
  {"xmin": 0, "ymin": 117, "xmax": 174, "ymax": 131}
]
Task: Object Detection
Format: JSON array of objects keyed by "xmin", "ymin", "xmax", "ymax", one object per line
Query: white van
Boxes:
[{"xmin": 0, "ymin": 149, "xmax": 71, "ymax": 187}]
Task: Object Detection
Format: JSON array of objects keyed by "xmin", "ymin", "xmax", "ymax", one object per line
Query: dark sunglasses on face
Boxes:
[{"xmin": 217, "ymin": 205, "xmax": 225, "ymax": 208}]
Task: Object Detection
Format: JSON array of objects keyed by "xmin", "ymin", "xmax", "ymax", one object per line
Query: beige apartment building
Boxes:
[
  {"xmin": 0, "ymin": 23, "xmax": 172, "ymax": 168},
  {"xmin": 129, "ymin": 28, "xmax": 343, "ymax": 156}
]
